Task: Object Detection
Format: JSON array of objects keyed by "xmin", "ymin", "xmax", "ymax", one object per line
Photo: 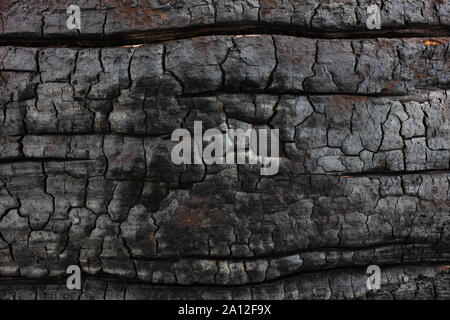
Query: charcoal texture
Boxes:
[{"xmin": 0, "ymin": 0, "xmax": 449, "ymax": 300}]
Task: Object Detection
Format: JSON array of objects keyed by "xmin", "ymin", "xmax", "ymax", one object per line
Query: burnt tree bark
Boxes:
[{"xmin": 0, "ymin": 0, "xmax": 449, "ymax": 300}]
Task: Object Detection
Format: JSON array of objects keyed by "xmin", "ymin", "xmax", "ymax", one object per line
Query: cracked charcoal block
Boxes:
[
  {"xmin": 0, "ymin": 0, "xmax": 449, "ymax": 38},
  {"xmin": 0, "ymin": 265, "xmax": 449, "ymax": 300},
  {"xmin": 0, "ymin": 1, "xmax": 450, "ymax": 301}
]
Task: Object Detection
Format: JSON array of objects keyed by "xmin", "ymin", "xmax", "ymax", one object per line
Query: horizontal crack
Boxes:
[
  {"xmin": 0, "ymin": 261, "xmax": 449, "ymax": 289},
  {"xmin": 0, "ymin": 157, "xmax": 91, "ymax": 164},
  {"xmin": 129, "ymin": 241, "xmax": 449, "ymax": 262},
  {"xmin": 177, "ymin": 90, "xmax": 411, "ymax": 99},
  {"xmin": 0, "ymin": 24, "xmax": 449, "ymax": 47},
  {"xmin": 340, "ymin": 168, "xmax": 450, "ymax": 177}
]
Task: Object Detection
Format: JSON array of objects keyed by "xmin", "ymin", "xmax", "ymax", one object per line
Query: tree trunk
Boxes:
[{"xmin": 0, "ymin": 0, "xmax": 449, "ymax": 300}]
